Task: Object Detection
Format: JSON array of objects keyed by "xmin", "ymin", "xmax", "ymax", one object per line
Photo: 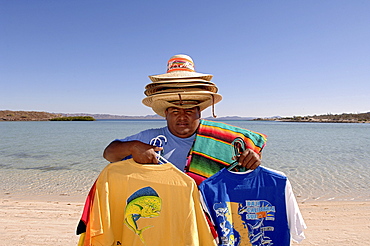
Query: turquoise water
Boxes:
[{"xmin": 1, "ymin": 120, "xmax": 369, "ymax": 202}]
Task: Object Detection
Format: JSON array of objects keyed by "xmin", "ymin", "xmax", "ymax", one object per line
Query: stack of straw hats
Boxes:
[{"xmin": 142, "ymin": 54, "xmax": 222, "ymax": 117}]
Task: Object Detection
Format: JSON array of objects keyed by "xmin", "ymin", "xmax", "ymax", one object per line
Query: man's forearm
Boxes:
[
  {"xmin": 103, "ymin": 140, "xmax": 135, "ymax": 162},
  {"xmin": 103, "ymin": 140, "xmax": 163, "ymax": 164}
]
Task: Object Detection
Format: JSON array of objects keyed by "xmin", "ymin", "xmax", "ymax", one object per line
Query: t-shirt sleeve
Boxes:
[
  {"xmin": 113, "ymin": 128, "xmax": 164, "ymax": 145},
  {"xmin": 185, "ymin": 185, "xmax": 217, "ymax": 246},
  {"xmin": 87, "ymin": 169, "xmax": 115, "ymax": 246},
  {"xmin": 285, "ymin": 179, "xmax": 307, "ymax": 243},
  {"xmin": 114, "ymin": 131, "xmax": 147, "ymax": 143}
]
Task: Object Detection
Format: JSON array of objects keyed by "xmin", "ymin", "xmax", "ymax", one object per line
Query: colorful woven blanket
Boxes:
[{"xmin": 185, "ymin": 119, "xmax": 267, "ymax": 185}]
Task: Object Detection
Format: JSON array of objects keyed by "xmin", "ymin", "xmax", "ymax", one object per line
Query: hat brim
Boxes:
[
  {"xmin": 145, "ymin": 78, "xmax": 216, "ymax": 89},
  {"xmin": 149, "ymin": 71, "xmax": 213, "ymax": 82},
  {"xmin": 142, "ymin": 91, "xmax": 222, "ymax": 117},
  {"xmin": 144, "ymin": 83, "xmax": 218, "ymax": 96}
]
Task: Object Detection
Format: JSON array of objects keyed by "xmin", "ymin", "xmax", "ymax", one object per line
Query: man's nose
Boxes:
[{"xmin": 178, "ymin": 110, "xmax": 187, "ymax": 119}]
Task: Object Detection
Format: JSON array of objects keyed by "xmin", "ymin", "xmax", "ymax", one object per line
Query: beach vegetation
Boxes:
[{"xmin": 49, "ymin": 116, "xmax": 96, "ymax": 121}]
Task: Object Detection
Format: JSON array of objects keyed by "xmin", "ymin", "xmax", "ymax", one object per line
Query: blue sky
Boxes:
[{"xmin": 1, "ymin": 0, "xmax": 369, "ymax": 118}]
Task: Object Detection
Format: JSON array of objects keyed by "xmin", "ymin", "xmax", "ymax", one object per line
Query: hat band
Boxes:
[
  {"xmin": 167, "ymin": 57, "xmax": 195, "ymax": 73},
  {"xmin": 169, "ymin": 99, "xmax": 200, "ymax": 107}
]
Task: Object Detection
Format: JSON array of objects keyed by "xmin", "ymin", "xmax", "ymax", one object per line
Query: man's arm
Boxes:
[{"xmin": 103, "ymin": 140, "xmax": 163, "ymax": 164}]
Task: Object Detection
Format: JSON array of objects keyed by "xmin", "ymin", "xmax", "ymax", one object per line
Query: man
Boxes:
[
  {"xmin": 103, "ymin": 54, "xmax": 262, "ymax": 173},
  {"xmin": 77, "ymin": 55, "xmax": 267, "ymax": 244}
]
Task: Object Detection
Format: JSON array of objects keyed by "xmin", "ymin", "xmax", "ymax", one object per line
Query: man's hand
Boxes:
[
  {"xmin": 129, "ymin": 141, "xmax": 163, "ymax": 164},
  {"xmin": 237, "ymin": 149, "xmax": 261, "ymax": 170}
]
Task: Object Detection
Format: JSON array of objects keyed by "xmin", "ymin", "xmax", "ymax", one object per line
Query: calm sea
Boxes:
[{"xmin": 1, "ymin": 120, "xmax": 369, "ymax": 202}]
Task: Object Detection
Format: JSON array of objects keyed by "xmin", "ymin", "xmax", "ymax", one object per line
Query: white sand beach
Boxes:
[
  {"xmin": 296, "ymin": 201, "xmax": 370, "ymax": 245},
  {"xmin": 1, "ymin": 197, "xmax": 369, "ymax": 246}
]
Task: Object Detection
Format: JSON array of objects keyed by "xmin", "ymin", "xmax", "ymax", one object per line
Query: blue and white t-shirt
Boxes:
[
  {"xmin": 199, "ymin": 167, "xmax": 306, "ymax": 246},
  {"xmin": 116, "ymin": 126, "xmax": 195, "ymax": 170}
]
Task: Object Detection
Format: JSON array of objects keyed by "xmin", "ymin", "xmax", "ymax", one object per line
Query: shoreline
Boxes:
[
  {"xmin": 2, "ymin": 110, "xmax": 370, "ymax": 123},
  {"xmin": 1, "ymin": 197, "xmax": 369, "ymax": 245}
]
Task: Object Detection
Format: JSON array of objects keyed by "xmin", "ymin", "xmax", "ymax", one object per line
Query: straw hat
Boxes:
[
  {"xmin": 148, "ymin": 54, "xmax": 213, "ymax": 82},
  {"xmin": 145, "ymin": 78, "xmax": 216, "ymax": 88},
  {"xmin": 145, "ymin": 86, "xmax": 218, "ymax": 96},
  {"xmin": 142, "ymin": 54, "xmax": 222, "ymax": 117},
  {"xmin": 143, "ymin": 91, "xmax": 222, "ymax": 117}
]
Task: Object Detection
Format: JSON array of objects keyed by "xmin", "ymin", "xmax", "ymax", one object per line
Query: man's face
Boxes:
[{"xmin": 165, "ymin": 107, "xmax": 201, "ymax": 138}]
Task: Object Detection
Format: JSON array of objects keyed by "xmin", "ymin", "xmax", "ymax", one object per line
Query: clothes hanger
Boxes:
[
  {"xmin": 149, "ymin": 135, "xmax": 169, "ymax": 164},
  {"xmin": 227, "ymin": 137, "xmax": 247, "ymax": 172},
  {"xmin": 156, "ymin": 153, "xmax": 169, "ymax": 164}
]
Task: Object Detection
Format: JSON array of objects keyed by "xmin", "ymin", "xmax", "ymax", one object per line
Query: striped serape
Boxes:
[{"xmin": 185, "ymin": 119, "xmax": 267, "ymax": 185}]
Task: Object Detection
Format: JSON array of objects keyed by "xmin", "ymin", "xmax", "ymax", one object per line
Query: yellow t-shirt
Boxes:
[{"xmin": 84, "ymin": 159, "xmax": 216, "ymax": 246}]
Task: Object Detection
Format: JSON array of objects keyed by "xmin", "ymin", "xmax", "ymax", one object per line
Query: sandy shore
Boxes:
[
  {"xmin": 295, "ymin": 201, "xmax": 370, "ymax": 245},
  {"xmin": 1, "ymin": 198, "xmax": 369, "ymax": 246}
]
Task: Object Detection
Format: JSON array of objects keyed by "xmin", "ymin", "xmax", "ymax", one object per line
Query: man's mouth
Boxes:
[{"xmin": 177, "ymin": 122, "xmax": 189, "ymax": 127}]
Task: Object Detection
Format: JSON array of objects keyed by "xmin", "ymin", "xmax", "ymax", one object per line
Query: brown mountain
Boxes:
[{"xmin": 0, "ymin": 110, "xmax": 62, "ymax": 121}]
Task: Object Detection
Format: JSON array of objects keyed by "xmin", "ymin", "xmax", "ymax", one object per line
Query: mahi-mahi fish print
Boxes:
[{"xmin": 124, "ymin": 186, "xmax": 162, "ymax": 245}]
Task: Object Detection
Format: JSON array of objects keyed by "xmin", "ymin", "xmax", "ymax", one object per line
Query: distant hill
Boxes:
[
  {"xmin": 0, "ymin": 111, "xmax": 257, "ymax": 121},
  {"xmin": 2, "ymin": 110, "xmax": 369, "ymax": 123},
  {"xmin": 0, "ymin": 110, "xmax": 165, "ymax": 121},
  {"xmin": 0, "ymin": 110, "xmax": 62, "ymax": 121},
  {"xmin": 65, "ymin": 114, "xmax": 257, "ymax": 121},
  {"xmin": 257, "ymin": 112, "xmax": 370, "ymax": 123},
  {"xmin": 205, "ymin": 116, "xmax": 256, "ymax": 121},
  {"xmin": 60, "ymin": 113, "xmax": 165, "ymax": 120}
]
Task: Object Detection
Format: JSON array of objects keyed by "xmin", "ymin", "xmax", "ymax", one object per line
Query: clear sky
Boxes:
[{"xmin": 1, "ymin": 0, "xmax": 369, "ymax": 118}]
